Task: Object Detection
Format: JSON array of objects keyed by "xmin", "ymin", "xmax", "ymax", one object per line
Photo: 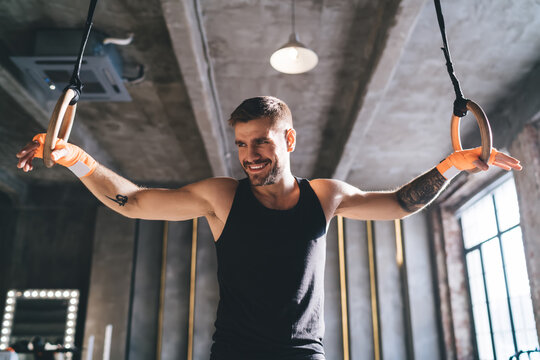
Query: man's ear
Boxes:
[{"xmin": 286, "ymin": 128, "xmax": 296, "ymax": 152}]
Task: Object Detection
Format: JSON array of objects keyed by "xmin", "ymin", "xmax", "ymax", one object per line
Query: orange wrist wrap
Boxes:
[
  {"xmin": 436, "ymin": 147, "xmax": 496, "ymax": 180},
  {"xmin": 32, "ymin": 133, "xmax": 97, "ymax": 177}
]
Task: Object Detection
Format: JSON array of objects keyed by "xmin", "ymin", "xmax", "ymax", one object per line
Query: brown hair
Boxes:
[{"xmin": 228, "ymin": 96, "xmax": 292, "ymax": 128}]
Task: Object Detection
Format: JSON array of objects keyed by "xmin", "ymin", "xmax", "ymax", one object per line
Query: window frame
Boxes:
[{"xmin": 458, "ymin": 173, "xmax": 536, "ymax": 360}]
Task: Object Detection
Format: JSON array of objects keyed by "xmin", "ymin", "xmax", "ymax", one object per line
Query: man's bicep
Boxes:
[
  {"xmin": 334, "ymin": 182, "xmax": 408, "ymax": 221},
  {"xmin": 131, "ymin": 185, "xmax": 212, "ymax": 221}
]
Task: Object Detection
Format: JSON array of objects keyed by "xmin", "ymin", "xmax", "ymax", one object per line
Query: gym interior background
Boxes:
[{"xmin": 0, "ymin": 0, "xmax": 539, "ymax": 359}]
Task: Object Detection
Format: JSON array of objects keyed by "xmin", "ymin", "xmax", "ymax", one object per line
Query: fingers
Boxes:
[
  {"xmin": 493, "ymin": 162, "xmax": 512, "ymax": 171},
  {"xmin": 495, "ymin": 151, "xmax": 520, "ymax": 164},
  {"xmin": 52, "ymin": 148, "xmax": 68, "ymax": 161},
  {"xmin": 494, "ymin": 152, "xmax": 522, "ymax": 170},
  {"xmin": 472, "ymin": 159, "xmax": 489, "ymax": 171},
  {"xmin": 17, "ymin": 149, "xmax": 36, "ymax": 172},
  {"xmin": 16, "ymin": 141, "xmax": 39, "ymax": 158}
]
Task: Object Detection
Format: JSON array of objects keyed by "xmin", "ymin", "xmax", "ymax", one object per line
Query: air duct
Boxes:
[{"xmin": 11, "ymin": 29, "xmax": 132, "ymax": 102}]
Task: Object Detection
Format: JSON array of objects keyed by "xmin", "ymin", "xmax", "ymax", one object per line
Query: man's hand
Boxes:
[
  {"xmin": 16, "ymin": 133, "xmax": 97, "ymax": 177},
  {"xmin": 437, "ymin": 147, "xmax": 522, "ymax": 179}
]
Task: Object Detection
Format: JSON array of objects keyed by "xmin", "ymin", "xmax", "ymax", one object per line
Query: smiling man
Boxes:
[{"xmin": 16, "ymin": 96, "xmax": 521, "ymax": 360}]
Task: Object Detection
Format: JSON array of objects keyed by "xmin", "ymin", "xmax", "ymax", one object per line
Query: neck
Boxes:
[{"xmin": 250, "ymin": 169, "xmax": 298, "ymax": 209}]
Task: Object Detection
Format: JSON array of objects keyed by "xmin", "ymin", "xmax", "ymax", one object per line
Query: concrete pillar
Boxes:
[
  {"xmin": 161, "ymin": 220, "xmax": 193, "ymax": 360},
  {"xmin": 192, "ymin": 218, "xmax": 219, "ymax": 360},
  {"xmin": 344, "ymin": 219, "xmax": 374, "ymax": 359},
  {"xmin": 128, "ymin": 220, "xmax": 164, "ymax": 360},
  {"xmin": 509, "ymin": 123, "xmax": 540, "ymax": 341},
  {"xmin": 324, "ymin": 218, "xmax": 344, "ymax": 359},
  {"xmin": 440, "ymin": 207, "xmax": 475, "ymax": 359},
  {"xmin": 375, "ymin": 220, "xmax": 407, "ymax": 360},
  {"xmin": 83, "ymin": 207, "xmax": 137, "ymax": 360},
  {"xmin": 403, "ymin": 213, "xmax": 441, "ymax": 360}
]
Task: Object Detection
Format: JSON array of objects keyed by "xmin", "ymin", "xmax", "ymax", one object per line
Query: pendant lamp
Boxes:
[{"xmin": 270, "ymin": 0, "xmax": 318, "ymax": 74}]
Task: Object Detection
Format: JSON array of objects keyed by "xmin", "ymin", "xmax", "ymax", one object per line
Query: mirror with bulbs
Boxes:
[{"xmin": 0, "ymin": 289, "xmax": 79, "ymax": 360}]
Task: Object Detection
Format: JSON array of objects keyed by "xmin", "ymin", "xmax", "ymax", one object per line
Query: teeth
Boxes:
[{"xmin": 248, "ymin": 162, "xmax": 267, "ymax": 170}]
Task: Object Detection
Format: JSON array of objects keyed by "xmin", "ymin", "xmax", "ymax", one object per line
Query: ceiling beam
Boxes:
[
  {"xmin": 331, "ymin": 0, "xmax": 427, "ymax": 180},
  {"xmin": 0, "ymin": 64, "xmax": 118, "ymax": 172},
  {"xmin": 160, "ymin": 0, "xmax": 231, "ymax": 177}
]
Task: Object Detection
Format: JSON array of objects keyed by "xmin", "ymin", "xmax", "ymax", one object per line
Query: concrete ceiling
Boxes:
[{"xmin": 1, "ymin": 0, "xmax": 539, "ymax": 193}]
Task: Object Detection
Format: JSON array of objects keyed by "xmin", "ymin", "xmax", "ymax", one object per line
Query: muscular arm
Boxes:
[
  {"xmin": 81, "ymin": 164, "xmax": 236, "ymax": 221},
  {"xmin": 395, "ymin": 167, "xmax": 448, "ymax": 213},
  {"xmin": 16, "ymin": 137, "xmax": 237, "ymax": 224},
  {"xmin": 314, "ymin": 167, "xmax": 448, "ymax": 221}
]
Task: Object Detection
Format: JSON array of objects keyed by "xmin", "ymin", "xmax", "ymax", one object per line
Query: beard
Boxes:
[{"xmin": 242, "ymin": 158, "xmax": 282, "ymax": 186}]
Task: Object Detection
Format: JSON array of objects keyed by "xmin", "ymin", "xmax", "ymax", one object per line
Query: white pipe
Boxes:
[
  {"xmin": 86, "ymin": 335, "xmax": 94, "ymax": 360},
  {"xmin": 102, "ymin": 33, "xmax": 134, "ymax": 46},
  {"xmin": 102, "ymin": 325, "xmax": 112, "ymax": 360}
]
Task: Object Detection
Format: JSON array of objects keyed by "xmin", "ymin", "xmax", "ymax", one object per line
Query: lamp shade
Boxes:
[{"xmin": 270, "ymin": 33, "xmax": 318, "ymax": 74}]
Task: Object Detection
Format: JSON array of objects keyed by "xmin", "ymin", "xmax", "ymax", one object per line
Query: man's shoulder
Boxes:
[
  {"xmin": 308, "ymin": 178, "xmax": 345, "ymax": 191},
  {"xmin": 192, "ymin": 177, "xmax": 239, "ymax": 195}
]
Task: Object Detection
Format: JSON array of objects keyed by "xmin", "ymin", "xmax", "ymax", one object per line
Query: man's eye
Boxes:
[{"xmin": 237, "ymin": 143, "xmax": 246, "ymax": 147}]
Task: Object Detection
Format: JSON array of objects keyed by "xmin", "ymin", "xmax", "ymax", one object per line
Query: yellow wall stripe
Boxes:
[
  {"xmin": 187, "ymin": 218, "xmax": 198, "ymax": 360},
  {"xmin": 156, "ymin": 221, "xmax": 169, "ymax": 360},
  {"xmin": 337, "ymin": 216, "xmax": 350, "ymax": 360},
  {"xmin": 367, "ymin": 220, "xmax": 381, "ymax": 360}
]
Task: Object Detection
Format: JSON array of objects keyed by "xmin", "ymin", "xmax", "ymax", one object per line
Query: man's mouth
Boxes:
[{"xmin": 245, "ymin": 161, "xmax": 270, "ymax": 172}]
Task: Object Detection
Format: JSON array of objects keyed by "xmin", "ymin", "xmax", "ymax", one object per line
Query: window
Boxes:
[{"xmin": 459, "ymin": 175, "xmax": 539, "ymax": 360}]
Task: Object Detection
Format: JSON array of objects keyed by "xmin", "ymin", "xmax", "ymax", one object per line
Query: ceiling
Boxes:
[{"xmin": 1, "ymin": 0, "xmax": 539, "ymax": 195}]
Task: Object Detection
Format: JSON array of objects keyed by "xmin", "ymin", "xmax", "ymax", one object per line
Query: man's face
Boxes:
[{"xmin": 234, "ymin": 117, "xmax": 289, "ymax": 186}]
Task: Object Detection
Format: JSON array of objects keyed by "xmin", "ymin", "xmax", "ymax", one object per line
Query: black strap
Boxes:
[
  {"xmin": 66, "ymin": 0, "xmax": 99, "ymax": 105},
  {"xmin": 433, "ymin": 0, "xmax": 468, "ymax": 117}
]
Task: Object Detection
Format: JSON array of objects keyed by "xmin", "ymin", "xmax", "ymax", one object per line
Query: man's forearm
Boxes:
[
  {"xmin": 81, "ymin": 164, "xmax": 142, "ymax": 217},
  {"xmin": 395, "ymin": 167, "xmax": 448, "ymax": 213}
]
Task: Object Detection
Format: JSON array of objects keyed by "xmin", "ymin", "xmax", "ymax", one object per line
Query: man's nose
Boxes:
[{"xmin": 246, "ymin": 146, "xmax": 261, "ymax": 162}]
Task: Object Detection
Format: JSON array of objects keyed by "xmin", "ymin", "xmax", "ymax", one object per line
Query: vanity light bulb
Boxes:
[
  {"xmin": 55, "ymin": 291, "xmax": 62, "ymax": 298},
  {"xmin": 23, "ymin": 291, "xmax": 30, "ymax": 297}
]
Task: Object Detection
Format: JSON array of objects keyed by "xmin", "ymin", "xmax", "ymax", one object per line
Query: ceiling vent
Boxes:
[{"xmin": 11, "ymin": 29, "xmax": 132, "ymax": 102}]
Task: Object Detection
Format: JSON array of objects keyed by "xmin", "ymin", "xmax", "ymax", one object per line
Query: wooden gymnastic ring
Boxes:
[
  {"xmin": 450, "ymin": 100, "xmax": 493, "ymax": 174},
  {"xmin": 43, "ymin": 89, "xmax": 78, "ymax": 168}
]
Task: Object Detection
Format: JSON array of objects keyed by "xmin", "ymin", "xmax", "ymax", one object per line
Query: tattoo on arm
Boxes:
[
  {"xmin": 106, "ymin": 194, "xmax": 128, "ymax": 207},
  {"xmin": 396, "ymin": 168, "xmax": 448, "ymax": 213}
]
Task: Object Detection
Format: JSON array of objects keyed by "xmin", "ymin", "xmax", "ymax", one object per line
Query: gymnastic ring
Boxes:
[
  {"xmin": 43, "ymin": 89, "xmax": 78, "ymax": 168},
  {"xmin": 450, "ymin": 100, "xmax": 493, "ymax": 174}
]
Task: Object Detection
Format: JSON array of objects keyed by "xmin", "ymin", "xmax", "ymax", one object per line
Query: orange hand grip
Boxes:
[
  {"xmin": 450, "ymin": 100, "xmax": 492, "ymax": 173},
  {"xmin": 43, "ymin": 89, "xmax": 77, "ymax": 168}
]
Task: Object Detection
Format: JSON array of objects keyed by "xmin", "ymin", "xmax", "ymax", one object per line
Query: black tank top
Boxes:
[{"xmin": 210, "ymin": 177, "xmax": 327, "ymax": 360}]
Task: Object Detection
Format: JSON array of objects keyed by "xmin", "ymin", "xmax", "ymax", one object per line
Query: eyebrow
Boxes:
[{"xmin": 235, "ymin": 137, "xmax": 271, "ymax": 145}]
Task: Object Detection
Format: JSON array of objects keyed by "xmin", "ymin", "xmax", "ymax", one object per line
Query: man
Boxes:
[{"xmin": 17, "ymin": 96, "xmax": 521, "ymax": 359}]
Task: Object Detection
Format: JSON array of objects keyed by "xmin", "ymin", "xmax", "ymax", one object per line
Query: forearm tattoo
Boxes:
[
  {"xmin": 106, "ymin": 194, "xmax": 128, "ymax": 207},
  {"xmin": 396, "ymin": 168, "xmax": 448, "ymax": 213}
]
